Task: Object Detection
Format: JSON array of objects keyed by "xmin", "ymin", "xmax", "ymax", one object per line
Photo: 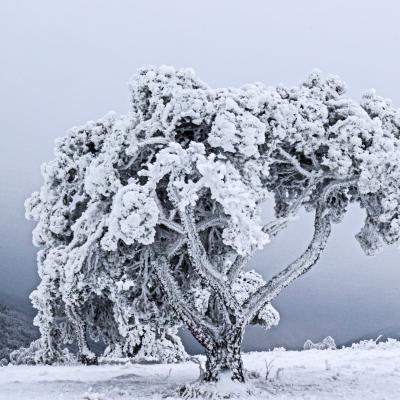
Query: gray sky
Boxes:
[{"xmin": 1, "ymin": 0, "xmax": 399, "ymax": 350}]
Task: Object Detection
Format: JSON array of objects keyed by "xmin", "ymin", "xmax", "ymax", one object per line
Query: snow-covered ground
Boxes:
[{"xmin": 2, "ymin": 343, "xmax": 400, "ymax": 399}]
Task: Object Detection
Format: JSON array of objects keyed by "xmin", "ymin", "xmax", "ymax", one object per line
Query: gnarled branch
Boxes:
[
  {"xmin": 276, "ymin": 147, "xmax": 313, "ymax": 178},
  {"xmin": 243, "ymin": 205, "xmax": 331, "ymax": 323},
  {"xmin": 153, "ymin": 255, "xmax": 217, "ymax": 351}
]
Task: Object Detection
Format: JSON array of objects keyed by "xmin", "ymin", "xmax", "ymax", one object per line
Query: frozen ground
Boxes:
[{"xmin": 1, "ymin": 342, "xmax": 400, "ymax": 399}]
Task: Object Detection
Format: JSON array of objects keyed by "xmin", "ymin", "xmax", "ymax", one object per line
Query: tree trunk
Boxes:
[
  {"xmin": 66, "ymin": 305, "xmax": 98, "ymax": 365},
  {"xmin": 42, "ymin": 326, "xmax": 64, "ymax": 364},
  {"xmin": 203, "ymin": 327, "xmax": 245, "ymax": 382},
  {"xmin": 154, "ymin": 256, "xmax": 245, "ymax": 382},
  {"xmin": 75, "ymin": 322, "xmax": 97, "ymax": 365}
]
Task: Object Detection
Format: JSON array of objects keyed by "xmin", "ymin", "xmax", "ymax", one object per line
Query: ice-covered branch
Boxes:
[
  {"xmin": 197, "ymin": 217, "xmax": 228, "ymax": 232},
  {"xmin": 227, "ymin": 255, "xmax": 249, "ymax": 281},
  {"xmin": 322, "ymin": 177, "xmax": 358, "ymax": 203},
  {"xmin": 165, "ymin": 217, "xmax": 228, "ymax": 257},
  {"xmin": 158, "ymin": 218, "xmax": 184, "ymax": 235},
  {"xmin": 262, "ymin": 218, "xmax": 290, "ymax": 238},
  {"xmin": 153, "ymin": 255, "xmax": 218, "ymax": 351},
  {"xmin": 179, "ymin": 205, "xmax": 242, "ymax": 313},
  {"xmin": 179, "ymin": 208, "xmax": 224, "ymax": 283},
  {"xmin": 243, "ymin": 205, "xmax": 331, "ymax": 322},
  {"xmin": 120, "ymin": 137, "xmax": 170, "ymax": 170},
  {"xmin": 276, "ymin": 147, "xmax": 313, "ymax": 178}
]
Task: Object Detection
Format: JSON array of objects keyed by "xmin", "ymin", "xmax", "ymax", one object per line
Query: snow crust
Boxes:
[{"xmin": 2, "ymin": 345, "xmax": 400, "ymax": 399}]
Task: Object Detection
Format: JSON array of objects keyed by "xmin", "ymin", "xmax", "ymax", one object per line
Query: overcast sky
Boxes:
[{"xmin": 1, "ymin": 0, "xmax": 399, "ymax": 350}]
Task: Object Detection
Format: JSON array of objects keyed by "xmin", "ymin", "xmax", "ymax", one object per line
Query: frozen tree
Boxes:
[{"xmin": 26, "ymin": 66, "xmax": 400, "ymax": 384}]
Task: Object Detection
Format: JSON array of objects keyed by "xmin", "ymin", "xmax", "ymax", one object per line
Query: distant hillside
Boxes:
[
  {"xmin": 0, "ymin": 297, "xmax": 38, "ymax": 363},
  {"xmin": 0, "ymin": 289, "xmax": 36, "ymax": 316}
]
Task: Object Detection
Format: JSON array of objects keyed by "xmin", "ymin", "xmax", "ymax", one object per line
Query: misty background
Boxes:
[{"xmin": 0, "ymin": 0, "xmax": 399, "ymax": 353}]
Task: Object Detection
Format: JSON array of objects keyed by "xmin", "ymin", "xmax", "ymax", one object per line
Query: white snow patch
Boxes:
[{"xmin": 2, "ymin": 345, "xmax": 400, "ymax": 399}]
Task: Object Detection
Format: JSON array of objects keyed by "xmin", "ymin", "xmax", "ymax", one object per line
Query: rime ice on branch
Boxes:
[{"xmin": 25, "ymin": 66, "xmax": 400, "ymax": 381}]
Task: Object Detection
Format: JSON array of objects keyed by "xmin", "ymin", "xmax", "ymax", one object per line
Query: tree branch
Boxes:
[
  {"xmin": 197, "ymin": 217, "xmax": 228, "ymax": 232},
  {"xmin": 243, "ymin": 205, "xmax": 331, "ymax": 323},
  {"xmin": 158, "ymin": 218, "xmax": 184, "ymax": 235},
  {"xmin": 180, "ymin": 207, "xmax": 234, "ymax": 295},
  {"xmin": 262, "ymin": 218, "xmax": 290, "ymax": 237},
  {"xmin": 153, "ymin": 255, "xmax": 217, "ymax": 351},
  {"xmin": 276, "ymin": 148, "xmax": 313, "ymax": 178},
  {"xmin": 120, "ymin": 137, "xmax": 170, "ymax": 170},
  {"xmin": 227, "ymin": 254, "xmax": 249, "ymax": 281},
  {"xmin": 165, "ymin": 217, "xmax": 228, "ymax": 257},
  {"xmin": 322, "ymin": 177, "xmax": 358, "ymax": 203},
  {"xmin": 167, "ymin": 180, "xmax": 242, "ymax": 314}
]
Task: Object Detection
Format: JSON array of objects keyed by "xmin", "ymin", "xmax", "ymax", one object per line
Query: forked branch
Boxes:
[{"xmin": 153, "ymin": 255, "xmax": 218, "ymax": 351}]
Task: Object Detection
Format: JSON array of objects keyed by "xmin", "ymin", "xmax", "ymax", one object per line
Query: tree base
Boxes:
[
  {"xmin": 178, "ymin": 373, "xmax": 256, "ymax": 399},
  {"xmin": 79, "ymin": 354, "xmax": 98, "ymax": 366}
]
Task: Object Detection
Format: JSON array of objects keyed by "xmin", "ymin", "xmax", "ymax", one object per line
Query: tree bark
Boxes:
[
  {"xmin": 203, "ymin": 326, "xmax": 245, "ymax": 382},
  {"xmin": 154, "ymin": 256, "xmax": 247, "ymax": 382}
]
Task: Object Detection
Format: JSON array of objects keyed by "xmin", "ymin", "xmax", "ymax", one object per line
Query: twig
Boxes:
[{"xmin": 265, "ymin": 359, "xmax": 275, "ymax": 381}]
